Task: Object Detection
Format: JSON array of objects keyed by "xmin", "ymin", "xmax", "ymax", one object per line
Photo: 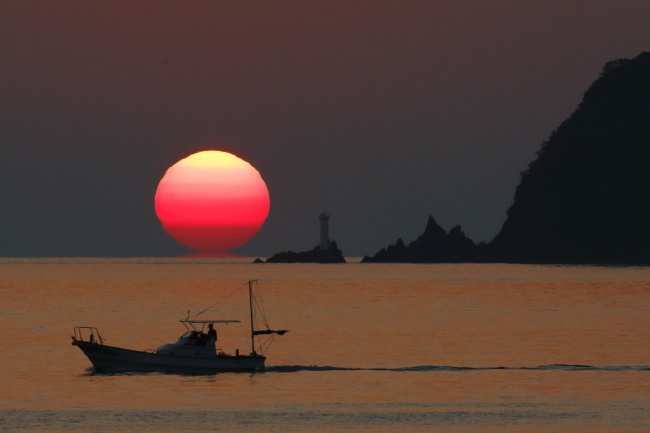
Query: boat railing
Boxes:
[{"xmin": 73, "ymin": 326, "xmax": 105, "ymax": 345}]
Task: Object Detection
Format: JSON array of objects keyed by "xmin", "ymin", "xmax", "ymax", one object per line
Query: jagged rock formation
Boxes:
[
  {"xmin": 489, "ymin": 52, "xmax": 650, "ymax": 264},
  {"xmin": 361, "ymin": 216, "xmax": 476, "ymax": 263},
  {"xmin": 259, "ymin": 240, "xmax": 346, "ymax": 263}
]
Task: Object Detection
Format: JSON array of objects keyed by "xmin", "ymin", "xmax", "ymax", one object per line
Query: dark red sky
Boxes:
[{"xmin": 2, "ymin": 1, "xmax": 649, "ymax": 256}]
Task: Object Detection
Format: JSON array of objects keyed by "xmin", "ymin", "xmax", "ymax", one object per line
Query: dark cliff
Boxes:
[{"xmin": 490, "ymin": 52, "xmax": 650, "ymax": 264}]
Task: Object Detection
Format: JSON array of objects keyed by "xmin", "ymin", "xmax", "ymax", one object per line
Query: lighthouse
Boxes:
[{"xmin": 319, "ymin": 212, "xmax": 330, "ymax": 250}]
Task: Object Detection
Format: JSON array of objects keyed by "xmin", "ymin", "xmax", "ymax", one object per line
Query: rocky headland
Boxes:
[{"xmin": 363, "ymin": 52, "xmax": 650, "ymax": 265}]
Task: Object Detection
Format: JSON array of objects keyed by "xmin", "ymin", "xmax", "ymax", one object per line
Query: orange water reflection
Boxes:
[{"xmin": 1, "ymin": 260, "xmax": 649, "ymax": 432}]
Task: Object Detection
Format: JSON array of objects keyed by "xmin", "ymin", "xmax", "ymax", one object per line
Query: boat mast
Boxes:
[{"xmin": 249, "ymin": 280, "xmax": 256, "ymax": 355}]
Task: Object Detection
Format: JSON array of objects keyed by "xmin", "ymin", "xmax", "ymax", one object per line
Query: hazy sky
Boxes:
[{"xmin": 2, "ymin": 1, "xmax": 649, "ymax": 257}]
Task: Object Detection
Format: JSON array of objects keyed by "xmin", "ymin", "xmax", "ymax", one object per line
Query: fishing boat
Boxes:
[{"xmin": 71, "ymin": 280, "xmax": 287, "ymax": 374}]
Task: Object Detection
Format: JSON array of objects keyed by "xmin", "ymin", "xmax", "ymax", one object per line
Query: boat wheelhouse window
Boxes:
[{"xmin": 183, "ymin": 330, "xmax": 208, "ymax": 346}]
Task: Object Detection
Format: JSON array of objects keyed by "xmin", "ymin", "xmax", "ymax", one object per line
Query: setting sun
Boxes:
[{"xmin": 155, "ymin": 150, "xmax": 270, "ymax": 255}]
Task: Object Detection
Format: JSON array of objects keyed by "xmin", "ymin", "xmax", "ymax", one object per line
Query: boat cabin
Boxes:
[{"xmin": 156, "ymin": 319, "xmax": 241, "ymax": 358}]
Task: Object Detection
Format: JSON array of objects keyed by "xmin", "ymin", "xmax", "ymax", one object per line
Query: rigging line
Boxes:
[
  {"xmin": 191, "ymin": 281, "xmax": 248, "ymax": 319},
  {"xmin": 251, "ymin": 281, "xmax": 260, "ymax": 330},
  {"xmin": 260, "ymin": 333, "xmax": 277, "ymax": 355},
  {"xmin": 255, "ymin": 285, "xmax": 271, "ymax": 329},
  {"xmin": 250, "ymin": 283, "xmax": 261, "ymax": 328},
  {"xmin": 251, "ymin": 282, "xmax": 271, "ymax": 329},
  {"xmin": 252, "ymin": 292, "xmax": 261, "ymax": 329}
]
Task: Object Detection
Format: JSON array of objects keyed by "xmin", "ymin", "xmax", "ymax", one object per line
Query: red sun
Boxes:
[{"xmin": 155, "ymin": 150, "xmax": 270, "ymax": 255}]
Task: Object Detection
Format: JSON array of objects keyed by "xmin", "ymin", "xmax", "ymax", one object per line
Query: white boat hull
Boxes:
[{"xmin": 72, "ymin": 340, "xmax": 265, "ymax": 374}]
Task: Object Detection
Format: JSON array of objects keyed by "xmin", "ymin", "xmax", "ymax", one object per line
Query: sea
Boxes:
[{"xmin": 1, "ymin": 258, "xmax": 650, "ymax": 432}]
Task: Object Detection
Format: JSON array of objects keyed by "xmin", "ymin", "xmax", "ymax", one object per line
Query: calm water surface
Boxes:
[{"xmin": 1, "ymin": 258, "xmax": 649, "ymax": 432}]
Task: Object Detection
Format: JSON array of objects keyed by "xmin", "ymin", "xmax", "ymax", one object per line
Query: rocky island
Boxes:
[
  {"xmin": 259, "ymin": 240, "xmax": 346, "ymax": 263},
  {"xmin": 361, "ymin": 216, "xmax": 476, "ymax": 263},
  {"xmin": 255, "ymin": 212, "xmax": 346, "ymax": 263}
]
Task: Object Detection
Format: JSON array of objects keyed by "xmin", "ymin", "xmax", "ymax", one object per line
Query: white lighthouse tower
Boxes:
[{"xmin": 319, "ymin": 212, "xmax": 330, "ymax": 250}]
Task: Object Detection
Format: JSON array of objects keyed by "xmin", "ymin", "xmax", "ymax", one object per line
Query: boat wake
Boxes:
[{"xmin": 264, "ymin": 363, "xmax": 650, "ymax": 373}]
